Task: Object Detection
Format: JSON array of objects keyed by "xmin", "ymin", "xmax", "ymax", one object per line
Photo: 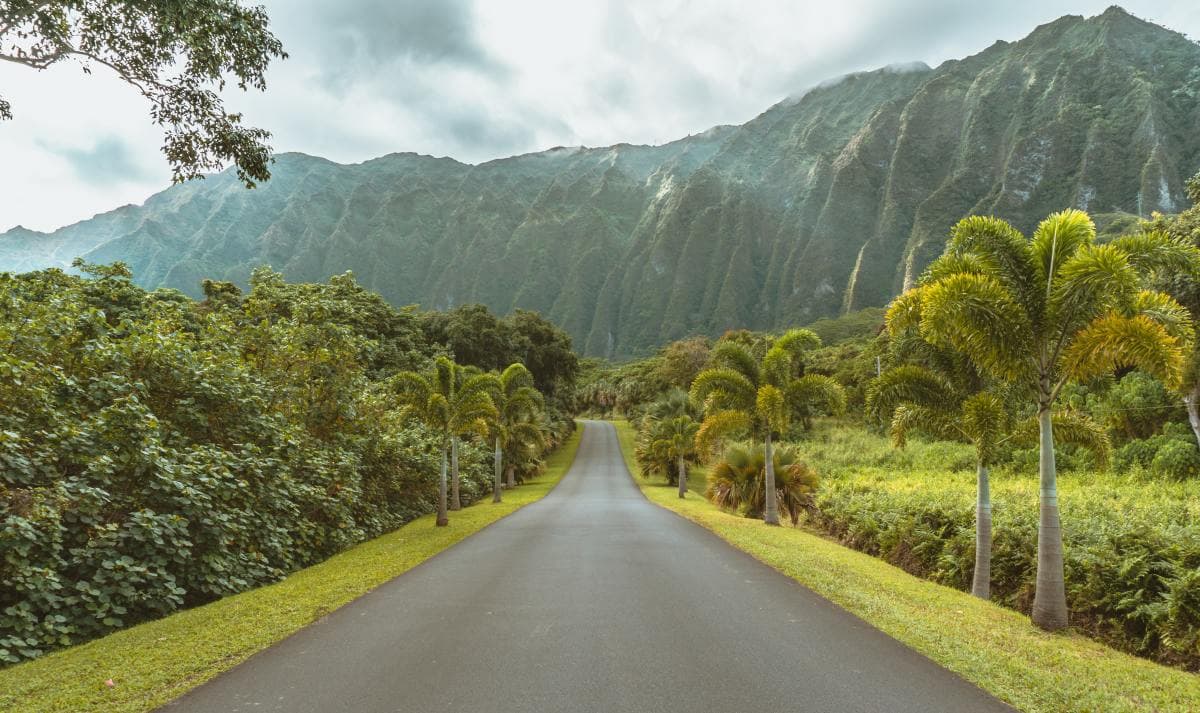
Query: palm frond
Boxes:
[
  {"xmin": 865, "ymin": 365, "xmax": 957, "ymax": 423},
  {"xmin": 1010, "ymin": 410, "xmax": 1110, "ymax": 468},
  {"xmin": 690, "ymin": 367, "xmax": 756, "ymax": 412},
  {"xmin": 1109, "ymin": 230, "xmax": 1200, "ymax": 276},
  {"xmin": 756, "ymin": 384, "xmax": 786, "ymax": 431},
  {"xmin": 499, "ymin": 362, "xmax": 535, "ymax": 392},
  {"xmin": 785, "ymin": 374, "xmax": 847, "ymax": 417},
  {"xmin": 1062, "ymin": 313, "xmax": 1186, "ymax": 389},
  {"xmin": 922, "ymin": 252, "xmax": 989, "ymax": 283},
  {"xmin": 772, "ymin": 328, "xmax": 821, "ymax": 356},
  {"xmin": 708, "ymin": 341, "xmax": 760, "ymax": 383},
  {"xmin": 1133, "ymin": 290, "xmax": 1195, "ymax": 349},
  {"xmin": 919, "ymin": 272, "xmax": 1034, "ymax": 380},
  {"xmin": 761, "ymin": 344, "xmax": 793, "ymax": 388},
  {"xmin": 960, "ymin": 392, "xmax": 1009, "ymax": 463},
  {"xmin": 1032, "ymin": 209, "xmax": 1095, "ymax": 286},
  {"xmin": 885, "ymin": 288, "xmax": 924, "ymax": 335},
  {"xmin": 948, "ymin": 215, "xmax": 1043, "ymax": 320},
  {"xmin": 695, "ymin": 409, "xmax": 750, "ymax": 460},
  {"xmin": 890, "ymin": 404, "xmax": 961, "ymax": 448},
  {"xmin": 1047, "ymin": 243, "xmax": 1138, "ymax": 336}
]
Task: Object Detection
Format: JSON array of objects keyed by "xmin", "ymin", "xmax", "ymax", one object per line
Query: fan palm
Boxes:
[
  {"xmin": 868, "ymin": 365, "xmax": 1109, "ymax": 599},
  {"xmin": 392, "ymin": 356, "xmax": 498, "ymax": 525},
  {"xmin": 490, "ymin": 363, "xmax": 546, "ymax": 501},
  {"xmin": 889, "ymin": 210, "xmax": 1196, "ymax": 628},
  {"xmin": 705, "ymin": 442, "xmax": 819, "ymax": 525},
  {"xmin": 690, "ymin": 329, "xmax": 845, "ymax": 525}
]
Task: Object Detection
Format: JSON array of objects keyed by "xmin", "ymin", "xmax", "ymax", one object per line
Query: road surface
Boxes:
[{"xmin": 165, "ymin": 420, "xmax": 1011, "ymax": 712}]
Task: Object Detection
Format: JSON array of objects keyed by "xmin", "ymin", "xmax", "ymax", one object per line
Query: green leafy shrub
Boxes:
[
  {"xmin": 0, "ymin": 267, "xmax": 512, "ymax": 664},
  {"xmin": 1151, "ymin": 440, "xmax": 1200, "ymax": 480},
  {"xmin": 1114, "ymin": 423, "xmax": 1200, "ymax": 479}
]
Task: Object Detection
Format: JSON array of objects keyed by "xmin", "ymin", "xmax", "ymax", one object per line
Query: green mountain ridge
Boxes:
[{"xmin": 3, "ymin": 6, "xmax": 1198, "ymax": 357}]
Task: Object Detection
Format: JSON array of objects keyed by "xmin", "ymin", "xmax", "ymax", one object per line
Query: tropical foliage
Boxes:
[
  {"xmin": 705, "ymin": 442, "xmax": 819, "ymax": 526},
  {"xmin": 690, "ymin": 329, "xmax": 844, "ymax": 524},
  {"xmin": 803, "ymin": 423, "xmax": 1200, "ymax": 669},
  {"xmin": 0, "ymin": 266, "xmax": 570, "ymax": 664},
  {"xmin": 887, "ymin": 209, "xmax": 1197, "ymax": 629}
]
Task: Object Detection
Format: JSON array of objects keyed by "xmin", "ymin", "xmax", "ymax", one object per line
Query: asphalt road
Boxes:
[{"xmin": 165, "ymin": 420, "xmax": 1011, "ymax": 713}]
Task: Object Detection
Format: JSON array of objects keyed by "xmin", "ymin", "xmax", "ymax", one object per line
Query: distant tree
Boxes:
[
  {"xmin": 656, "ymin": 336, "xmax": 711, "ymax": 390},
  {"xmin": 635, "ymin": 415, "xmax": 699, "ymax": 497},
  {"xmin": 423, "ymin": 304, "xmax": 512, "ymax": 373},
  {"xmin": 890, "ymin": 210, "xmax": 1196, "ymax": 629},
  {"xmin": 0, "ymin": 1, "xmax": 286, "ymax": 186},
  {"xmin": 690, "ymin": 329, "xmax": 845, "ymax": 525},
  {"xmin": 490, "ymin": 363, "xmax": 545, "ymax": 497},
  {"xmin": 392, "ymin": 357, "xmax": 498, "ymax": 525},
  {"xmin": 505, "ymin": 309, "xmax": 579, "ymax": 398}
]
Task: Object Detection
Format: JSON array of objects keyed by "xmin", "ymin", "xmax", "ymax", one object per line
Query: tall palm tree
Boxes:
[
  {"xmin": 690, "ymin": 329, "xmax": 845, "ymax": 525},
  {"xmin": 868, "ymin": 366, "xmax": 1109, "ymax": 600},
  {"xmin": 889, "ymin": 210, "xmax": 1196, "ymax": 629},
  {"xmin": 490, "ymin": 363, "xmax": 546, "ymax": 501},
  {"xmin": 393, "ymin": 356, "xmax": 498, "ymax": 525}
]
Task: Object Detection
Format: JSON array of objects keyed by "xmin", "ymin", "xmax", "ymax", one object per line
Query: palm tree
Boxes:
[
  {"xmin": 868, "ymin": 366, "xmax": 1109, "ymax": 600},
  {"xmin": 690, "ymin": 329, "xmax": 845, "ymax": 525},
  {"xmin": 636, "ymin": 415, "xmax": 700, "ymax": 497},
  {"xmin": 490, "ymin": 363, "xmax": 546, "ymax": 501},
  {"xmin": 889, "ymin": 210, "xmax": 1196, "ymax": 629},
  {"xmin": 393, "ymin": 356, "xmax": 498, "ymax": 525},
  {"xmin": 705, "ymin": 442, "xmax": 819, "ymax": 525}
]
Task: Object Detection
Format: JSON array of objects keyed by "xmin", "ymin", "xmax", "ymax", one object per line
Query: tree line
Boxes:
[
  {"xmin": 614, "ymin": 199, "xmax": 1200, "ymax": 650},
  {"xmin": 0, "ymin": 264, "xmax": 577, "ymax": 664}
]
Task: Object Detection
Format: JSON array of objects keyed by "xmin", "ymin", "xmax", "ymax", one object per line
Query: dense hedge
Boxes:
[
  {"xmin": 803, "ymin": 428, "xmax": 1200, "ymax": 669},
  {"xmin": 0, "ymin": 266, "xmax": 535, "ymax": 664}
]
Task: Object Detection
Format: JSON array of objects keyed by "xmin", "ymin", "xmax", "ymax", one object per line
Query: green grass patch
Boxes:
[
  {"xmin": 612, "ymin": 420, "xmax": 1200, "ymax": 713},
  {"xmin": 0, "ymin": 425, "xmax": 583, "ymax": 713}
]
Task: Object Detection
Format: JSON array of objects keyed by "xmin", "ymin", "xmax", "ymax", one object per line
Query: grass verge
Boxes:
[
  {"xmin": 612, "ymin": 419, "xmax": 1200, "ymax": 713},
  {"xmin": 1, "ymin": 424, "xmax": 583, "ymax": 713}
]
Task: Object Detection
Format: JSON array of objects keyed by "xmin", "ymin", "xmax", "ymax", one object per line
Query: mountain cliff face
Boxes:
[{"xmin": 3, "ymin": 7, "xmax": 1198, "ymax": 357}]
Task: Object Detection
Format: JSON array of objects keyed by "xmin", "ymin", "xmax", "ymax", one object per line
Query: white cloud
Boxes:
[{"xmin": 1, "ymin": 0, "xmax": 1197, "ymax": 232}]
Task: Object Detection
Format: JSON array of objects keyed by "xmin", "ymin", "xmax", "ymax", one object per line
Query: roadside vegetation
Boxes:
[
  {"xmin": 587, "ymin": 192, "xmax": 1200, "ymax": 673},
  {"xmin": 0, "ymin": 265, "xmax": 577, "ymax": 664},
  {"xmin": 614, "ymin": 420, "xmax": 1200, "ymax": 713},
  {"xmin": 0, "ymin": 426, "xmax": 581, "ymax": 713}
]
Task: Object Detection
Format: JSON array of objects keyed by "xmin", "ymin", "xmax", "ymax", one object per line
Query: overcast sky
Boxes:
[{"xmin": 1, "ymin": 1, "xmax": 1198, "ymax": 232}]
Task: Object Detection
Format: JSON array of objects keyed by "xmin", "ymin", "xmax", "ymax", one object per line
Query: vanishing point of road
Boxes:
[{"xmin": 165, "ymin": 421, "xmax": 1012, "ymax": 713}]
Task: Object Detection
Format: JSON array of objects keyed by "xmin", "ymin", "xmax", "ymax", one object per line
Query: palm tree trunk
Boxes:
[
  {"xmin": 1185, "ymin": 383, "xmax": 1200, "ymax": 449},
  {"xmin": 763, "ymin": 432, "xmax": 780, "ymax": 526},
  {"xmin": 506, "ymin": 463, "xmax": 516, "ymax": 488},
  {"xmin": 971, "ymin": 460, "xmax": 992, "ymax": 600},
  {"xmin": 493, "ymin": 435, "xmax": 503, "ymax": 503},
  {"xmin": 450, "ymin": 436, "xmax": 462, "ymax": 511},
  {"xmin": 677, "ymin": 455, "xmax": 687, "ymax": 498},
  {"xmin": 1031, "ymin": 407, "xmax": 1069, "ymax": 630},
  {"xmin": 436, "ymin": 447, "xmax": 449, "ymax": 527}
]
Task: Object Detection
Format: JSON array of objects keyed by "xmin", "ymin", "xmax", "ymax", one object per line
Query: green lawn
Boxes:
[
  {"xmin": 0, "ymin": 425, "xmax": 583, "ymax": 713},
  {"xmin": 612, "ymin": 420, "xmax": 1200, "ymax": 713}
]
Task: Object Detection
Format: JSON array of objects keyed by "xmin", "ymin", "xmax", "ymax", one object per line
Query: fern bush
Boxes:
[{"xmin": 804, "ymin": 425, "xmax": 1200, "ymax": 669}]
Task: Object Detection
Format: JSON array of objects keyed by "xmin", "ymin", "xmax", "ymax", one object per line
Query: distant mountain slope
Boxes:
[{"xmin": 3, "ymin": 6, "xmax": 1197, "ymax": 357}]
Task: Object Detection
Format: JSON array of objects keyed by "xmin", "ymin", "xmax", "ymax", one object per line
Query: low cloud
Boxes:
[{"xmin": 40, "ymin": 136, "xmax": 157, "ymax": 185}]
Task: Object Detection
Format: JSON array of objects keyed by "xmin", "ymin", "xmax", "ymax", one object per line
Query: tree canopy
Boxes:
[{"xmin": 0, "ymin": 1, "xmax": 286, "ymax": 186}]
